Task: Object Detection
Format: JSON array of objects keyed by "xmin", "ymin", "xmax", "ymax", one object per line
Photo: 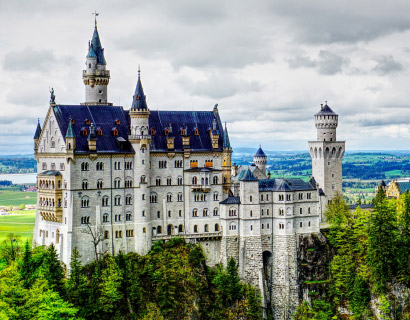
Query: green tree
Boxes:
[
  {"xmin": 20, "ymin": 240, "xmax": 33, "ymax": 288},
  {"xmin": 99, "ymin": 256, "xmax": 123, "ymax": 316},
  {"xmin": 0, "ymin": 233, "xmax": 22, "ymax": 265},
  {"xmin": 368, "ymin": 198, "xmax": 397, "ymax": 293},
  {"xmin": 397, "ymin": 191, "xmax": 410, "ymax": 283},
  {"xmin": 139, "ymin": 303, "xmax": 164, "ymax": 320},
  {"xmin": 294, "ymin": 302, "xmax": 316, "ymax": 320},
  {"xmin": 42, "ymin": 243, "xmax": 65, "ymax": 296}
]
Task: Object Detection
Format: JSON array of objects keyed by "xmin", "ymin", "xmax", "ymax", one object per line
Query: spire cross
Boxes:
[{"xmin": 92, "ymin": 10, "xmax": 99, "ymax": 27}]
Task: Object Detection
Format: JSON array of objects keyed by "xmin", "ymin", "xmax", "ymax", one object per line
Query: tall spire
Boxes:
[
  {"xmin": 65, "ymin": 119, "xmax": 75, "ymax": 138},
  {"xmin": 87, "ymin": 24, "xmax": 106, "ymax": 65},
  {"xmin": 131, "ymin": 68, "xmax": 148, "ymax": 111},
  {"xmin": 223, "ymin": 122, "xmax": 231, "ymax": 149},
  {"xmin": 34, "ymin": 119, "xmax": 42, "ymax": 139}
]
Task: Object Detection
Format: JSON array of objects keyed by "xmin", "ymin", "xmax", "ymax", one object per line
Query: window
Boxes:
[
  {"xmin": 81, "ymin": 128, "xmax": 88, "ymax": 136},
  {"xmin": 298, "ymin": 193, "xmax": 303, "ymax": 200},
  {"xmin": 261, "ymin": 194, "xmax": 264, "ymax": 201},
  {"xmin": 229, "ymin": 208, "xmax": 237, "ymax": 216},
  {"xmin": 229, "ymin": 223, "xmax": 237, "ymax": 231},
  {"xmin": 266, "ymin": 194, "xmax": 269, "ymax": 201},
  {"xmin": 157, "ymin": 211, "xmax": 160, "ymax": 218},
  {"xmin": 308, "ymin": 221, "xmax": 311, "ymax": 227},
  {"xmin": 213, "ymin": 176, "xmax": 218, "ymax": 184},
  {"xmin": 114, "ymin": 178, "xmax": 121, "ymax": 188},
  {"xmin": 279, "ymin": 194, "xmax": 284, "ymax": 201},
  {"xmin": 267, "ymin": 223, "xmax": 270, "ymax": 229},
  {"xmin": 194, "ymin": 225, "xmax": 198, "ymax": 233},
  {"xmin": 142, "ymin": 210, "xmax": 145, "ymax": 217},
  {"xmin": 192, "ymin": 176, "xmax": 197, "ymax": 185},
  {"xmin": 308, "ymin": 207, "xmax": 311, "ymax": 214},
  {"xmin": 279, "ymin": 209, "xmax": 284, "ymax": 216},
  {"xmin": 279, "ymin": 223, "xmax": 284, "ymax": 230},
  {"xmin": 300, "ymin": 222, "xmax": 303, "ymax": 228},
  {"xmin": 140, "ymin": 175, "xmax": 146, "ymax": 183},
  {"xmin": 177, "ymin": 177, "xmax": 183, "ymax": 185},
  {"xmin": 126, "ymin": 230, "xmax": 134, "ymax": 237},
  {"xmin": 262, "ymin": 224, "xmax": 264, "ymax": 229},
  {"xmin": 213, "ymin": 192, "xmax": 219, "ymax": 201},
  {"xmin": 286, "ymin": 194, "xmax": 291, "ymax": 201},
  {"xmin": 97, "ymin": 179, "xmax": 103, "ymax": 189},
  {"xmin": 166, "ymin": 193, "xmax": 172, "ymax": 202},
  {"xmin": 125, "ymin": 179, "xmax": 133, "ymax": 188},
  {"xmin": 81, "ymin": 162, "xmax": 89, "ymax": 171},
  {"xmin": 190, "ymin": 160, "xmax": 198, "ymax": 168},
  {"xmin": 96, "ymin": 162, "xmax": 104, "ymax": 171},
  {"xmin": 203, "ymin": 209, "xmax": 208, "ymax": 217},
  {"xmin": 250, "ymin": 195, "xmax": 252, "ymax": 202},
  {"xmin": 81, "ymin": 216, "xmax": 90, "ymax": 224},
  {"xmin": 261, "ymin": 209, "xmax": 264, "ymax": 216},
  {"xmin": 150, "ymin": 128, "xmax": 155, "ymax": 135},
  {"xmin": 215, "ymin": 224, "xmax": 220, "ymax": 232},
  {"xmin": 250, "ymin": 225, "xmax": 253, "ymax": 231},
  {"xmin": 156, "ymin": 177, "xmax": 161, "ymax": 186},
  {"xmin": 167, "ymin": 177, "xmax": 172, "ymax": 185},
  {"xmin": 213, "ymin": 208, "xmax": 219, "ymax": 216},
  {"xmin": 81, "ymin": 197, "xmax": 89, "ymax": 208},
  {"xmin": 142, "ymin": 194, "xmax": 145, "ymax": 200},
  {"xmin": 179, "ymin": 210, "xmax": 182, "ymax": 217},
  {"xmin": 178, "ymin": 225, "xmax": 183, "ymax": 233},
  {"xmin": 104, "ymin": 231, "xmax": 109, "ymax": 239},
  {"xmin": 177, "ymin": 193, "xmax": 183, "ymax": 202},
  {"xmin": 125, "ymin": 195, "xmax": 132, "ymax": 205},
  {"xmin": 204, "ymin": 224, "xmax": 209, "ymax": 232},
  {"xmin": 115, "ymin": 230, "xmax": 123, "ymax": 238},
  {"xmin": 159, "ymin": 161, "xmax": 167, "ymax": 169},
  {"xmin": 42, "ymin": 163, "xmax": 47, "ymax": 170},
  {"xmin": 194, "ymin": 128, "xmax": 199, "ymax": 135},
  {"xmin": 157, "ymin": 226, "xmax": 162, "ymax": 234},
  {"xmin": 307, "ymin": 193, "xmax": 312, "ymax": 199},
  {"xmin": 102, "ymin": 196, "xmax": 109, "ymax": 207},
  {"xmin": 103, "ymin": 214, "xmax": 109, "ymax": 223},
  {"xmin": 51, "ymin": 163, "xmax": 56, "ymax": 170},
  {"xmin": 114, "ymin": 196, "xmax": 121, "ymax": 206},
  {"xmin": 143, "ymin": 227, "xmax": 146, "ymax": 233},
  {"xmin": 168, "ymin": 211, "xmax": 171, "ymax": 218},
  {"xmin": 97, "ymin": 128, "xmax": 103, "ymax": 136},
  {"xmin": 300, "ymin": 208, "xmax": 303, "ymax": 214},
  {"xmin": 193, "ymin": 209, "xmax": 198, "ymax": 217},
  {"xmin": 82, "ymin": 180, "xmax": 88, "ymax": 190},
  {"xmin": 112, "ymin": 128, "xmax": 119, "ymax": 136},
  {"xmin": 175, "ymin": 160, "xmax": 183, "ymax": 168},
  {"xmin": 150, "ymin": 193, "xmax": 158, "ymax": 203}
]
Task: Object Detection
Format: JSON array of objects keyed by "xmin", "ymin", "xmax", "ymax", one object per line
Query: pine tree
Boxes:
[
  {"xmin": 20, "ymin": 240, "xmax": 33, "ymax": 288},
  {"xmin": 397, "ymin": 191, "xmax": 410, "ymax": 283},
  {"xmin": 99, "ymin": 256, "xmax": 123, "ymax": 316},
  {"xmin": 42, "ymin": 243, "xmax": 65, "ymax": 296},
  {"xmin": 66, "ymin": 248, "xmax": 89, "ymax": 314}
]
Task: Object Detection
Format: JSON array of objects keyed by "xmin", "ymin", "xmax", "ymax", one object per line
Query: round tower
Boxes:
[
  {"xmin": 315, "ymin": 103, "xmax": 338, "ymax": 141},
  {"xmin": 128, "ymin": 69, "xmax": 152, "ymax": 255},
  {"xmin": 82, "ymin": 19, "xmax": 110, "ymax": 105},
  {"xmin": 253, "ymin": 146, "xmax": 267, "ymax": 175}
]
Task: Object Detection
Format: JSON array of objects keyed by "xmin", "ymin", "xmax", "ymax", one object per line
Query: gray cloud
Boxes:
[
  {"xmin": 373, "ymin": 55, "xmax": 404, "ymax": 75},
  {"xmin": 287, "ymin": 50, "xmax": 348, "ymax": 75},
  {"xmin": 3, "ymin": 48, "xmax": 57, "ymax": 72}
]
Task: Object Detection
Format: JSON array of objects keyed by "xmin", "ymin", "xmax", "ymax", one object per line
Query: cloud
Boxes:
[
  {"xmin": 372, "ymin": 55, "xmax": 404, "ymax": 75},
  {"xmin": 3, "ymin": 48, "xmax": 57, "ymax": 72},
  {"xmin": 287, "ymin": 50, "xmax": 348, "ymax": 75}
]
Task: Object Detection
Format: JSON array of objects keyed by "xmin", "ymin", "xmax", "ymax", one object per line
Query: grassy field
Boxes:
[
  {"xmin": 0, "ymin": 210, "xmax": 35, "ymax": 242},
  {"xmin": 0, "ymin": 190, "xmax": 37, "ymax": 207}
]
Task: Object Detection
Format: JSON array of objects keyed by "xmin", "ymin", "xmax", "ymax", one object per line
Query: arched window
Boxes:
[
  {"xmin": 81, "ymin": 197, "xmax": 89, "ymax": 208},
  {"xmin": 167, "ymin": 177, "xmax": 172, "ymax": 185},
  {"xmin": 126, "ymin": 212, "xmax": 132, "ymax": 221},
  {"xmin": 229, "ymin": 222, "xmax": 237, "ymax": 231},
  {"xmin": 213, "ymin": 192, "xmax": 219, "ymax": 201},
  {"xmin": 194, "ymin": 225, "xmax": 198, "ymax": 233},
  {"xmin": 125, "ymin": 195, "xmax": 132, "ymax": 205},
  {"xmin": 213, "ymin": 176, "xmax": 218, "ymax": 184},
  {"xmin": 114, "ymin": 178, "xmax": 121, "ymax": 189},
  {"xmin": 157, "ymin": 226, "xmax": 162, "ymax": 234},
  {"xmin": 166, "ymin": 193, "xmax": 172, "ymax": 202},
  {"xmin": 56, "ymin": 229, "xmax": 60, "ymax": 244},
  {"xmin": 97, "ymin": 128, "xmax": 103, "ymax": 136},
  {"xmin": 279, "ymin": 208, "xmax": 284, "ymax": 216},
  {"xmin": 192, "ymin": 176, "xmax": 197, "ymax": 185},
  {"xmin": 203, "ymin": 208, "xmax": 208, "ymax": 217},
  {"xmin": 102, "ymin": 196, "xmax": 109, "ymax": 207},
  {"xmin": 150, "ymin": 193, "xmax": 158, "ymax": 203},
  {"xmin": 114, "ymin": 195, "xmax": 121, "ymax": 206},
  {"xmin": 141, "ymin": 175, "xmax": 146, "ymax": 183},
  {"xmin": 103, "ymin": 213, "xmax": 109, "ymax": 223},
  {"xmin": 215, "ymin": 224, "xmax": 220, "ymax": 232},
  {"xmin": 178, "ymin": 225, "xmax": 183, "ymax": 233},
  {"xmin": 204, "ymin": 224, "xmax": 209, "ymax": 232},
  {"xmin": 213, "ymin": 208, "xmax": 219, "ymax": 216},
  {"xmin": 97, "ymin": 179, "xmax": 103, "ymax": 189},
  {"xmin": 156, "ymin": 177, "xmax": 161, "ymax": 186},
  {"xmin": 193, "ymin": 209, "xmax": 198, "ymax": 217},
  {"xmin": 104, "ymin": 231, "xmax": 109, "ymax": 239}
]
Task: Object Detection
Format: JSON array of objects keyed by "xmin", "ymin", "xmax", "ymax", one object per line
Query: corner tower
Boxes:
[
  {"xmin": 308, "ymin": 103, "xmax": 345, "ymax": 211},
  {"xmin": 82, "ymin": 18, "xmax": 110, "ymax": 105},
  {"xmin": 128, "ymin": 69, "xmax": 152, "ymax": 255},
  {"xmin": 222, "ymin": 123, "xmax": 232, "ymax": 194},
  {"xmin": 253, "ymin": 146, "xmax": 267, "ymax": 175}
]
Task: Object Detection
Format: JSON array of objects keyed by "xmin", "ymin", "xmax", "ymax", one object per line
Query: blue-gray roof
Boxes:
[
  {"xmin": 65, "ymin": 120, "xmax": 75, "ymax": 138},
  {"xmin": 39, "ymin": 170, "xmax": 62, "ymax": 176},
  {"xmin": 254, "ymin": 146, "xmax": 266, "ymax": 157},
  {"xmin": 315, "ymin": 104, "xmax": 337, "ymax": 116},
  {"xmin": 223, "ymin": 123, "xmax": 231, "ymax": 149},
  {"xmin": 220, "ymin": 196, "xmax": 241, "ymax": 204},
  {"xmin": 240, "ymin": 169, "xmax": 258, "ymax": 181},
  {"xmin": 259, "ymin": 178, "xmax": 316, "ymax": 192},
  {"xmin": 53, "ymin": 105, "xmax": 133, "ymax": 154},
  {"xmin": 397, "ymin": 181, "xmax": 410, "ymax": 194},
  {"xmin": 131, "ymin": 72, "xmax": 148, "ymax": 111},
  {"xmin": 34, "ymin": 120, "xmax": 42, "ymax": 139},
  {"xmin": 87, "ymin": 26, "xmax": 106, "ymax": 65},
  {"xmin": 350, "ymin": 204, "xmax": 374, "ymax": 210},
  {"xmin": 149, "ymin": 110, "xmax": 223, "ymax": 152}
]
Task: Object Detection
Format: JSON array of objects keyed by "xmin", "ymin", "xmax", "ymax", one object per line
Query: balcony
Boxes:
[
  {"xmin": 191, "ymin": 185, "xmax": 211, "ymax": 192},
  {"xmin": 152, "ymin": 232, "xmax": 222, "ymax": 242}
]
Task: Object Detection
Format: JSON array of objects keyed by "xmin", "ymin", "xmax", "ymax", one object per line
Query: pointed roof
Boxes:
[
  {"xmin": 65, "ymin": 119, "xmax": 75, "ymax": 138},
  {"xmin": 33, "ymin": 119, "xmax": 42, "ymax": 139},
  {"xmin": 254, "ymin": 146, "xmax": 266, "ymax": 157},
  {"xmin": 240, "ymin": 168, "xmax": 258, "ymax": 182},
  {"xmin": 315, "ymin": 104, "xmax": 337, "ymax": 116},
  {"xmin": 380, "ymin": 180, "xmax": 387, "ymax": 187},
  {"xmin": 131, "ymin": 69, "xmax": 148, "ymax": 111},
  {"xmin": 223, "ymin": 123, "xmax": 231, "ymax": 149},
  {"xmin": 88, "ymin": 123, "xmax": 97, "ymax": 140},
  {"xmin": 87, "ymin": 26, "xmax": 106, "ymax": 65}
]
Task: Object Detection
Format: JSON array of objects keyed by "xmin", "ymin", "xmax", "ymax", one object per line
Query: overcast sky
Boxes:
[{"xmin": 1, "ymin": 0, "xmax": 410, "ymax": 154}]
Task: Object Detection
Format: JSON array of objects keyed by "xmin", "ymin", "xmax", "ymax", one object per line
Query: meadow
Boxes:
[
  {"xmin": 0, "ymin": 210, "xmax": 35, "ymax": 242},
  {"xmin": 0, "ymin": 190, "xmax": 37, "ymax": 206}
]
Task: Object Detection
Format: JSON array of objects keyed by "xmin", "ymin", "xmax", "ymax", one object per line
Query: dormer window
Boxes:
[
  {"xmin": 97, "ymin": 128, "xmax": 103, "ymax": 136},
  {"xmin": 85, "ymin": 119, "xmax": 91, "ymax": 125},
  {"xmin": 115, "ymin": 120, "xmax": 121, "ymax": 125},
  {"xmin": 164, "ymin": 128, "xmax": 169, "ymax": 136},
  {"xmin": 112, "ymin": 128, "xmax": 119, "ymax": 136},
  {"xmin": 150, "ymin": 128, "xmax": 155, "ymax": 135},
  {"xmin": 194, "ymin": 128, "xmax": 199, "ymax": 135},
  {"xmin": 81, "ymin": 128, "xmax": 88, "ymax": 136},
  {"xmin": 180, "ymin": 128, "xmax": 185, "ymax": 135},
  {"xmin": 70, "ymin": 119, "xmax": 75, "ymax": 125},
  {"xmin": 88, "ymin": 63, "xmax": 91, "ymax": 68}
]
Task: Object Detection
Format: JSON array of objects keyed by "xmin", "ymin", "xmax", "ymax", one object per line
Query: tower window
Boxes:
[
  {"xmin": 150, "ymin": 128, "xmax": 155, "ymax": 135},
  {"xmin": 85, "ymin": 119, "xmax": 91, "ymax": 125},
  {"xmin": 99, "ymin": 90, "xmax": 102, "ymax": 94},
  {"xmin": 99, "ymin": 99, "xmax": 102, "ymax": 103}
]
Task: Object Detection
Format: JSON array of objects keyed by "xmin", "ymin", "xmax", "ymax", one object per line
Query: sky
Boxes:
[{"xmin": 1, "ymin": 0, "xmax": 410, "ymax": 154}]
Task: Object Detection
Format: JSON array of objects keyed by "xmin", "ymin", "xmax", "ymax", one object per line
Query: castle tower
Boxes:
[
  {"xmin": 82, "ymin": 18, "xmax": 110, "ymax": 105},
  {"xmin": 222, "ymin": 123, "xmax": 232, "ymax": 194},
  {"xmin": 254, "ymin": 146, "xmax": 267, "ymax": 175},
  {"xmin": 128, "ymin": 69, "xmax": 152, "ymax": 255},
  {"xmin": 33, "ymin": 119, "xmax": 42, "ymax": 155},
  {"xmin": 308, "ymin": 103, "xmax": 345, "ymax": 212}
]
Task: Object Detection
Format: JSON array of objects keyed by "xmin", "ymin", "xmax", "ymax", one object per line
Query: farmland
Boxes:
[{"xmin": 0, "ymin": 210, "xmax": 35, "ymax": 242}]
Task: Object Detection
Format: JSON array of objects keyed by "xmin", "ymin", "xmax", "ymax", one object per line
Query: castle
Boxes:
[{"xmin": 33, "ymin": 21, "xmax": 345, "ymax": 319}]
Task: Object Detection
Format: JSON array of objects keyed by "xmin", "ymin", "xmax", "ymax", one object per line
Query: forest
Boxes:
[
  {"xmin": 0, "ymin": 237, "xmax": 262, "ymax": 320},
  {"xmin": 295, "ymin": 190, "xmax": 410, "ymax": 319}
]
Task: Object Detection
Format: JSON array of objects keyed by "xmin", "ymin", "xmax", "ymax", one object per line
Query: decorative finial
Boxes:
[
  {"xmin": 38, "ymin": 118, "xmax": 40, "ymax": 124},
  {"xmin": 138, "ymin": 65, "xmax": 141, "ymax": 78},
  {"xmin": 214, "ymin": 103, "xmax": 218, "ymax": 109},
  {"xmin": 325, "ymin": 100, "xmax": 327, "ymax": 105},
  {"xmin": 92, "ymin": 10, "xmax": 99, "ymax": 27}
]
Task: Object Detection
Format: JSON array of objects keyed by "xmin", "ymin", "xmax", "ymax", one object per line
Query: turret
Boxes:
[
  {"xmin": 88, "ymin": 123, "xmax": 97, "ymax": 152},
  {"xmin": 222, "ymin": 123, "xmax": 232, "ymax": 194},
  {"xmin": 128, "ymin": 68, "xmax": 152, "ymax": 255},
  {"xmin": 65, "ymin": 118, "xmax": 76, "ymax": 161},
  {"xmin": 315, "ymin": 103, "xmax": 338, "ymax": 141},
  {"xmin": 82, "ymin": 18, "xmax": 110, "ymax": 105},
  {"xmin": 253, "ymin": 146, "xmax": 267, "ymax": 175},
  {"xmin": 34, "ymin": 119, "xmax": 42, "ymax": 154}
]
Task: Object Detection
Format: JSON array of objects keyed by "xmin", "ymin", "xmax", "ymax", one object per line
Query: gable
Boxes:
[{"xmin": 37, "ymin": 106, "xmax": 66, "ymax": 154}]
